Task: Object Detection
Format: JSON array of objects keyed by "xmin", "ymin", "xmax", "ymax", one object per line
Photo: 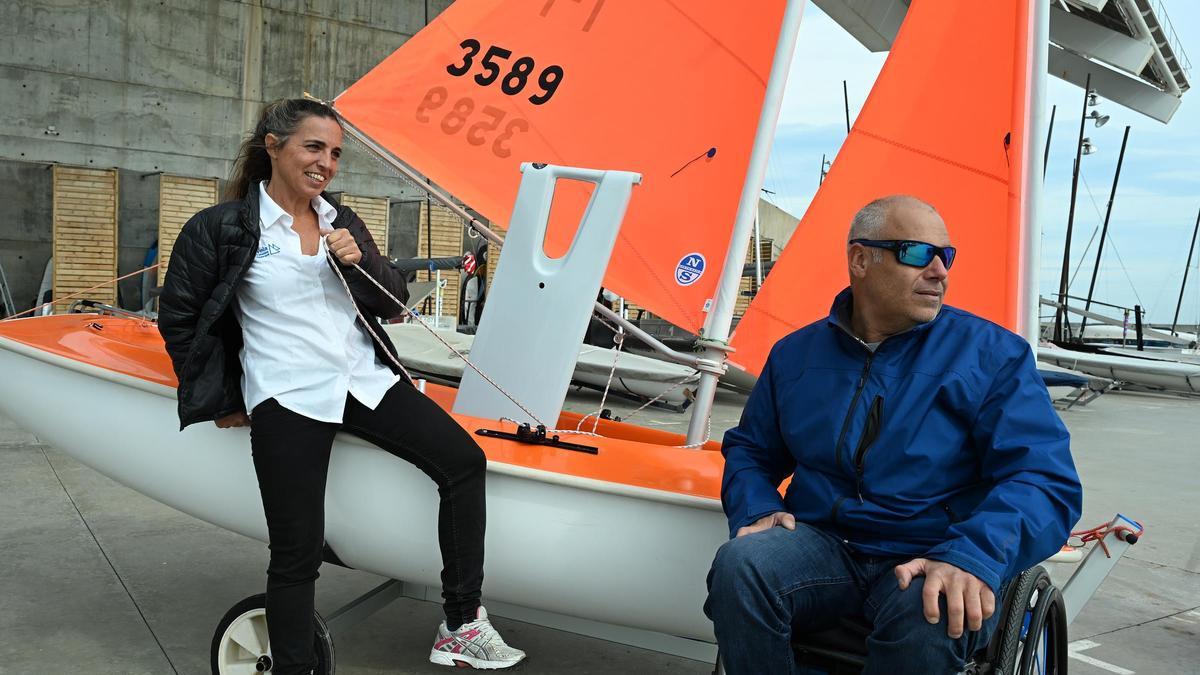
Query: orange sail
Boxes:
[
  {"xmin": 729, "ymin": 0, "xmax": 1035, "ymax": 376},
  {"xmin": 333, "ymin": 0, "xmax": 787, "ymax": 333}
]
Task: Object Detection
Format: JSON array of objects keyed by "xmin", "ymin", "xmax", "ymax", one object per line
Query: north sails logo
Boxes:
[
  {"xmin": 675, "ymin": 252, "xmax": 706, "ymax": 286},
  {"xmin": 256, "ymin": 243, "xmax": 281, "ymax": 259}
]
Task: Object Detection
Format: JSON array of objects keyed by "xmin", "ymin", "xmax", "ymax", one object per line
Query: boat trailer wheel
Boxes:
[{"xmin": 210, "ymin": 593, "xmax": 335, "ymax": 674}]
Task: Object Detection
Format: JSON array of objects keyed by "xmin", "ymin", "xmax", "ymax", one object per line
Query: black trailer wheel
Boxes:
[{"xmin": 210, "ymin": 593, "xmax": 335, "ymax": 674}]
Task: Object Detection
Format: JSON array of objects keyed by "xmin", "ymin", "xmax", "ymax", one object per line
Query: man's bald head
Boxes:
[{"xmin": 848, "ymin": 195, "xmax": 941, "ymax": 244}]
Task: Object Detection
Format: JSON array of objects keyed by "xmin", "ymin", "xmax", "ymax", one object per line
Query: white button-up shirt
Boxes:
[{"xmin": 234, "ymin": 181, "xmax": 398, "ymax": 422}]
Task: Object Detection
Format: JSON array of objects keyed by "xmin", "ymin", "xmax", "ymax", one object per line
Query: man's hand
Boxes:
[
  {"xmin": 323, "ymin": 228, "xmax": 362, "ymax": 265},
  {"xmin": 215, "ymin": 412, "xmax": 250, "ymax": 428},
  {"xmin": 895, "ymin": 558, "xmax": 995, "ymax": 638},
  {"xmin": 735, "ymin": 511, "xmax": 796, "ymax": 538}
]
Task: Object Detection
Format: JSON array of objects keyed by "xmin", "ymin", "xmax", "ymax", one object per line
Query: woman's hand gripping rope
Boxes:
[{"xmin": 321, "ymin": 227, "xmax": 363, "ymax": 265}]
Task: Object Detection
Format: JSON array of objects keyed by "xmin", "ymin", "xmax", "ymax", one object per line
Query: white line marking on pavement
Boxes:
[{"xmin": 1068, "ymin": 640, "xmax": 1135, "ymax": 675}]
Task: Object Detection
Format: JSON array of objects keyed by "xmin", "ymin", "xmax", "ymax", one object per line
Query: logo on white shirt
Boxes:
[{"xmin": 256, "ymin": 243, "xmax": 281, "ymax": 259}]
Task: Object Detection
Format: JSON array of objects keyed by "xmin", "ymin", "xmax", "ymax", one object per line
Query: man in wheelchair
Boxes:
[{"xmin": 706, "ymin": 196, "xmax": 1082, "ymax": 674}]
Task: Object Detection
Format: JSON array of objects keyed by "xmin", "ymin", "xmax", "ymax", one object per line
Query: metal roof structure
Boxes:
[{"xmin": 813, "ymin": 0, "xmax": 1191, "ymax": 122}]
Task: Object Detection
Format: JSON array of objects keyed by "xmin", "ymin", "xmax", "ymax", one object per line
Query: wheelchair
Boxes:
[{"xmin": 715, "ymin": 565, "xmax": 1068, "ymax": 675}]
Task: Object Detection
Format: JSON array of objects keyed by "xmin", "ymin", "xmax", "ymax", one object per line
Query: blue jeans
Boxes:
[{"xmin": 705, "ymin": 524, "xmax": 1003, "ymax": 675}]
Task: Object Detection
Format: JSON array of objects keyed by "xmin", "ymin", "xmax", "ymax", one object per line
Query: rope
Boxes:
[
  {"xmin": 2, "ymin": 264, "xmax": 160, "ymax": 322},
  {"xmin": 329, "ymin": 250, "xmax": 717, "ymax": 448},
  {"xmin": 324, "ymin": 246, "xmax": 549, "ymax": 428},
  {"xmin": 581, "ymin": 328, "xmax": 624, "ymax": 434},
  {"xmin": 1070, "ymin": 518, "xmax": 1145, "ymax": 559}
]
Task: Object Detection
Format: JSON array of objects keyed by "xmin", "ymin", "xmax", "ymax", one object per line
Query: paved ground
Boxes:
[{"xmin": 1, "ymin": 383, "xmax": 1197, "ymax": 674}]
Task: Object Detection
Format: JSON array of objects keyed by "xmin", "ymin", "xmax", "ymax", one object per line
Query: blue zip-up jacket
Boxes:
[{"xmin": 721, "ymin": 288, "xmax": 1082, "ymax": 592}]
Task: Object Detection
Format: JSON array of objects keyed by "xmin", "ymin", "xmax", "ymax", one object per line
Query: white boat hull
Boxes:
[
  {"xmin": 1038, "ymin": 344, "xmax": 1200, "ymax": 395},
  {"xmin": 0, "ymin": 339, "xmax": 726, "ymax": 641}
]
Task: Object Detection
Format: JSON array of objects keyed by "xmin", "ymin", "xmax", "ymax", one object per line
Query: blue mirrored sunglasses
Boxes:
[{"xmin": 850, "ymin": 239, "xmax": 956, "ymax": 270}]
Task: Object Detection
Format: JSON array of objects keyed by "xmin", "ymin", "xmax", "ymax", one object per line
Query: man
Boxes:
[{"xmin": 705, "ymin": 195, "xmax": 1082, "ymax": 674}]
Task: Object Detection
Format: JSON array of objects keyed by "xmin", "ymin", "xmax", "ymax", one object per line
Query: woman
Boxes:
[{"xmin": 159, "ymin": 99, "xmax": 525, "ymax": 673}]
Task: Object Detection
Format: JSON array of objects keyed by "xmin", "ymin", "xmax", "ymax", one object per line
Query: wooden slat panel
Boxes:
[
  {"xmin": 418, "ymin": 201, "xmax": 464, "ymax": 321},
  {"xmin": 158, "ymin": 175, "xmax": 218, "ymax": 285},
  {"xmin": 52, "ymin": 166, "xmax": 118, "ymax": 311},
  {"xmin": 340, "ymin": 194, "xmax": 390, "ymax": 257}
]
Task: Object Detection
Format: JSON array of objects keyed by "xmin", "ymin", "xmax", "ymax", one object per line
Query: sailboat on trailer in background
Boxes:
[{"xmin": 0, "ymin": 0, "xmax": 1142, "ymax": 671}]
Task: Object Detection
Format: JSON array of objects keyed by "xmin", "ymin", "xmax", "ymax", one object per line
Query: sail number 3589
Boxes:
[{"xmin": 446, "ymin": 39, "xmax": 563, "ymax": 105}]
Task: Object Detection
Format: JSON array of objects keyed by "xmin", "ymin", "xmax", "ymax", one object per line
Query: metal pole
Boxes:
[
  {"xmin": 1054, "ymin": 72, "xmax": 1091, "ymax": 343},
  {"xmin": 1023, "ymin": 0, "xmax": 1051, "ymax": 348},
  {"xmin": 1134, "ymin": 304, "xmax": 1144, "ymax": 351},
  {"xmin": 819, "ymin": 153, "xmax": 827, "ymax": 185},
  {"xmin": 686, "ymin": 0, "xmax": 804, "ymax": 446},
  {"xmin": 1042, "ymin": 104, "xmax": 1056, "ymax": 181},
  {"xmin": 1081, "ymin": 125, "xmax": 1130, "ymax": 338},
  {"xmin": 753, "ymin": 213, "xmax": 764, "ymax": 287},
  {"xmin": 843, "ymin": 80, "xmax": 851, "ymax": 135},
  {"xmin": 1171, "ymin": 207, "xmax": 1200, "ymax": 335}
]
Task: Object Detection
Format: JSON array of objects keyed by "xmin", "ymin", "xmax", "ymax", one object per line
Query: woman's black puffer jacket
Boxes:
[{"xmin": 158, "ymin": 187, "xmax": 409, "ymax": 429}]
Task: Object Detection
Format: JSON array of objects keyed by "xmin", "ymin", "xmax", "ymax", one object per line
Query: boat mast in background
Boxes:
[
  {"xmin": 1053, "ymin": 72, "xmax": 1094, "ymax": 344},
  {"xmin": 684, "ymin": 0, "xmax": 805, "ymax": 445},
  {"xmin": 1080, "ymin": 125, "xmax": 1131, "ymax": 338},
  {"xmin": 1170, "ymin": 207, "xmax": 1200, "ymax": 337}
]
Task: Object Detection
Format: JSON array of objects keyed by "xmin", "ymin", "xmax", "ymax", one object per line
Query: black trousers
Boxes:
[{"xmin": 249, "ymin": 382, "xmax": 487, "ymax": 675}]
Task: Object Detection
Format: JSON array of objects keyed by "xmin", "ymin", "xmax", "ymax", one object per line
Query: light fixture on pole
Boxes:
[
  {"xmin": 1087, "ymin": 110, "xmax": 1109, "ymax": 127},
  {"xmin": 1054, "ymin": 75, "xmax": 1098, "ymax": 343}
]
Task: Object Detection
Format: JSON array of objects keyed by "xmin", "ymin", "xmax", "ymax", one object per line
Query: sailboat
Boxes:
[
  {"xmin": 0, "ymin": 0, "xmax": 1131, "ymax": 669},
  {"xmin": 0, "ymin": 0, "xmax": 797, "ymax": 648}
]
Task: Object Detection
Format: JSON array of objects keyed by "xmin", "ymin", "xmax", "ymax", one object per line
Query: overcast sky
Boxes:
[{"xmin": 765, "ymin": 1, "xmax": 1200, "ymax": 325}]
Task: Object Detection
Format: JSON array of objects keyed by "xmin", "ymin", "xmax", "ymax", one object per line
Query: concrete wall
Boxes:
[
  {"xmin": 1, "ymin": 0, "xmax": 457, "ymax": 312},
  {"xmin": 0, "ymin": 162, "xmax": 53, "ymax": 312},
  {"xmin": 116, "ymin": 170, "xmax": 161, "ymax": 309}
]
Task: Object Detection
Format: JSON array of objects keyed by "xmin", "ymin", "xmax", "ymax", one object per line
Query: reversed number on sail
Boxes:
[
  {"xmin": 416, "ymin": 87, "xmax": 528, "ymax": 159},
  {"xmin": 446, "ymin": 39, "xmax": 563, "ymax": 105}
]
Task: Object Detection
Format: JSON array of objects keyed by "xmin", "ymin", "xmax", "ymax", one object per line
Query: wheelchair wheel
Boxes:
[
  {"xmin": 993, "ymin": 566, "xmax": 1067, "ymax": 675},
  {"xmin": 210, "ymin": 593, "xmax": 335, "ymax": 674}
]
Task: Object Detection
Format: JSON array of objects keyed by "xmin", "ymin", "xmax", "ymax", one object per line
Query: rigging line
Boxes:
[
  {"xmin": 1079, "ymin": 174, "xmax": 1143, "ymax": 306},
  {"xmin": 2, "ymin": 264, "xmax": 160, "ymax": 322},
  {"xmin": 38, "ymin": 446, "xmax": 180, "ymax": 674},
  {"xmin": 325, "ymin": 247, "xmax": 548, "ymax": 428},
  {"xmin": 1067, "ymin": 225, "xmax": 1099, "ymax": 290},
  {"xmin": 669, "ymin": 147, "xmax": 717, "ymax": 178},
  {"xmin": 579, "ymin": 328, "xmax": 625, "ymax": 434},
  {"xmin": 573, "ymin": 313, "xmax": 701, "ymax": 422},
  {"xmin": 331, "ymin": 240, "xmax": 712, "ymax": 446}
]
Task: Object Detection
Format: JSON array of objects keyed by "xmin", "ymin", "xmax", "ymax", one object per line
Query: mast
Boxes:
[
  {"xmin": 843, "ymin": 80, "xmax": 851, "ymax": 135},
  {"xmin": 1171, "ymin": 207, "xmax": 1200, "ymax": 336},
  {"xmin": 1042, "ymin": 104, "xmax": 1055, "ymax": 182},
  {"xmin": 1022, "ymin": 0, "xmax": 1050, "ymax": 348},
  {"xmin": 685, "ymin": 0, "xmax": 804, "ymax": 445},
  {"xmin": 1053, "ymin": 71, "xmax": 1092, "ymax": 343},
  {"xmin": 1081, "ymin": 125, "xmax": 1131, "ymax": 337}
]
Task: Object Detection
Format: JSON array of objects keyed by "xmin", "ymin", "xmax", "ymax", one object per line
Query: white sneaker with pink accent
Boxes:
[{"xmin": 429, "ymin": 606, "xmax": 527, "ymax": 669}]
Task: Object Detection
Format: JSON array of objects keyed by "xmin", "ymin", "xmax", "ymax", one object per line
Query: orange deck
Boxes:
[{"xmin": 0, "ymin": 315, "xmax": 725, "ymax": 501}]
